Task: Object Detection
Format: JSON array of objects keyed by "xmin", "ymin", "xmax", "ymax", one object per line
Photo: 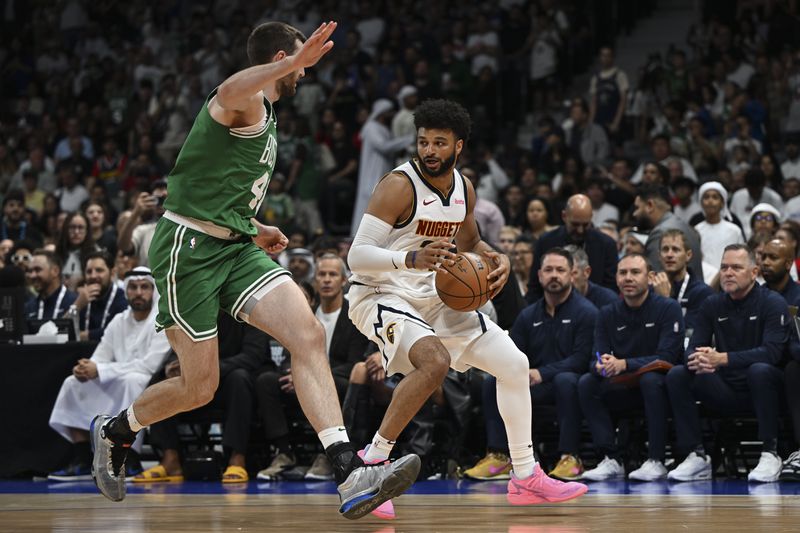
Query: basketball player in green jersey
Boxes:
[{"xmin": 89, "ymin": 21, "xmax": 420, "ymax": 519}]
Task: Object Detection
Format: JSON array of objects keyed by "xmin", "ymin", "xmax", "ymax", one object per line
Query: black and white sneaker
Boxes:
[
  {"xmin": 90, "ymin": 414, "xmax": 131, "ymax": 502},
  {"xmin": 780, "ymin": 450, "xmax": 800, "ymax": 482}
]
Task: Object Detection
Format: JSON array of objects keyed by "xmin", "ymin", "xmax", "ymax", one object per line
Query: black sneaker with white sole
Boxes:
[{"xmin": 780, "ymin": 450, "xmax": 800, "ymax": 482}]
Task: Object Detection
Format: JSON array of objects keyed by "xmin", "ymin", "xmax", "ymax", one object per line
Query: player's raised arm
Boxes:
[{"xmin": 215, "ymin": 21, "xmax": 337, "ymax": 113}]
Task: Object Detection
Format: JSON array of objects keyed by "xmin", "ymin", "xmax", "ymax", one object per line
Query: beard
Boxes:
[
  {"xmin": 544, "ymin": 279, "xmax": 569, "ymax": 295},
  {"xmin": 418, "ymin": 151, "xmax": 457, "ymax": 177},
  {"xmin": 276, "ymin": 73, "xmax": 298, "ymax": 98},
  {"xmin": 634, "ymin": 214, "xmax": 653, "ymax": 232},
  {"xmin": 129, "ymin": 298, "xmax": 152, "ymax": 313}
]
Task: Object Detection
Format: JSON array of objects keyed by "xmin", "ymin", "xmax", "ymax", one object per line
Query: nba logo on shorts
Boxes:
[{"xmin": 189, "ymin": 237, "xmax": 196, "ymax": 249}]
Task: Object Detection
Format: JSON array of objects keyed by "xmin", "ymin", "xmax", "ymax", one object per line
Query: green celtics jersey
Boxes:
[{"xmin": 164, "ymin": 91, "xmax": 278, "ymax": 236}]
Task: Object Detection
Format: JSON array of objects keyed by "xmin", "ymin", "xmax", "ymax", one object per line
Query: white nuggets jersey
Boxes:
[{"xmin": 351, "ymin": 159, "xmax": 468, "ymax": 299}]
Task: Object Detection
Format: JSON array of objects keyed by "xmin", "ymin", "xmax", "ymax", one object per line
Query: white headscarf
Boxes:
[
  {"xmin": 698, "ymin": 181, "xmax": 732, "ymax": 222},
  {"xmin": 123, "ymin": 266, "xmax": 159, "ymax": 308},
  {"xmin": 749, "ymin": 202, "xmax": 782, "ymax": 228}
]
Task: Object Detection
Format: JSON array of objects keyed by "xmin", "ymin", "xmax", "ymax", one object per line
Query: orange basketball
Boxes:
[{"xmin": 435, "ymin": 252, "xmax": 492, "ymax": 312}]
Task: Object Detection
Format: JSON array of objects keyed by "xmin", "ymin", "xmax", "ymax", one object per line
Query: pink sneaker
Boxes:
[
  {"xmin": 507, "ymin": 464, "xmax": 588, "ymax": 505},
  {"xmin": 357, "ymin": 449, "xmax": 396, "ymax": 520}
]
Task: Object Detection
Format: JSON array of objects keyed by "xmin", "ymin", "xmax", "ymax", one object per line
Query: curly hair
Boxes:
[{"xmin": 413, "ymin": 99, "xmax": 472, "ymax": 142}]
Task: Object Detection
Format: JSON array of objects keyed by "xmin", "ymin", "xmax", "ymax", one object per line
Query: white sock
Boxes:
[
  {"xmin": 363, "ymin": 432, "xmax": 395, "ymax": 462},
  {"xmin": 318, "ymin": 426, "xmax": 349, "ymax": 449},
  {"xmin": 126, "ymin": 405, "xmax": 145, "ymax": 432},
  {"xmin": 509, "ymin": 442, "xmax": 537, "ymax": 479}
]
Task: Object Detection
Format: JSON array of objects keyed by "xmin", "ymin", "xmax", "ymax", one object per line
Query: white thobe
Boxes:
[
  {"xmin": 49, "ymin": 306, "xmax": 171, "ymax": 447},
  {"xmin": 351, "ymin": 121, "xmax": 414, "ymax": 236}
]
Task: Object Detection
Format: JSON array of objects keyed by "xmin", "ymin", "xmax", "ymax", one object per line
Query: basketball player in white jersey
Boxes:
[{"xmin": 348, "ymin": 99, "xmax": 587, "ymax": 515}]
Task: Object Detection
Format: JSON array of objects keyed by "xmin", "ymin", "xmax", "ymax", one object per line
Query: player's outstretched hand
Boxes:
[
  {"xmin": 483, "ymin": 250, "xmax": 509, "ymax": 298},
  {"xmin": 252, "ymin": 224, "xmax": 288, "ymax": 254},
  {"xmin": 291, "ymin": 21, "xmax": 337, "ymax": 70}
]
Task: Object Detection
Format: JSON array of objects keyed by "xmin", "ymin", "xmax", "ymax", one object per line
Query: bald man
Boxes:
[
  {"xmin": 527, "ymin": 194, "xmax": 618, "ymax": 302},
  {"xmin": 760, "ymin": 239, "xmax": 800, "ymax": 307}
]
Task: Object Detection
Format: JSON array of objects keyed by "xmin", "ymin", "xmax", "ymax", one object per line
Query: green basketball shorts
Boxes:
[{"xmin": 148, "ymin": 217, "xmax": 290, "ymax": 341}]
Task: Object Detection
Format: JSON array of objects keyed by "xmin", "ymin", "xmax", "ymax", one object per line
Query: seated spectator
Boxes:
[
  {"xmin": 133, "ymin": 312, "xmax": 268, "ymax": 484},
  {"xmin": 749, "ymin": 203, "xmax": 781, "ymax": 239},
  {"xmin": 85, "ymin": 201, "xmax": 118, "ymax": 258},
  {"xmin": 730, "ymin": 169, "xmax": 783, "ymax": 239},
  {"xmin": 666, "ymin": 245, "xmax": 789, "ymax": 483},
  {"xmin": 55, "ymin": 212, "xmax": 98, "ymax": 290},
  {"xmin": 565, "ymin": 245, "xmax": 618, "ymax": 310},
  {"xmin": 497, "ymin": 226, "xmax": 522, "ymax": 255},
  {"xmin": 510, "ymin": 236, "xmax": 534, "ymax": 298},
  {"xmin": 71, "ymin": 251, "xmax": 128, "ymax": 341},
  {"xmin": 462, "ymin": 166, "xmax": 505, "ymax": 247},
  {"xmin": 257, "ymin": 256, "xmax": 367, "ymax": 481},
  {"xmin": 24, "ymin": 249, "xmax": 77, "ymax": 321},
  {"xmin": 1, "ymin": 189, "xmax": 43, "ymax": 246},
  {"xmin": 631, "ymin": 135, "xmax": 698, "ymax": 184},
  {"xmin": 650, "ymin": 229, "xmax": 714, "ymax": 333},
  {"xmin": 54, "ymin": 163, "xmax": 89, "ymax": 214},
  {"xmin": 22, "ymin": 169, "xmax": 46, "ymax": 215},
  {"xmin": 693, "ymin": 182, "xmax": 745, "ymax": 284},
  {"xmin": 586, "ymin": 178, "xmax": 619, "ymax": 227},
  {"xmin": 282, "ymin": 247, "xmax": 315, "ymax": 284},
  {"xmin": 671, "ymin": 177, "xmax": 702, "ymax": 224},
  {"xmin": 634, "ymin": 184, "xmax": 702, "ymax": 275},
  {"xmin": 579, "ymin": 253, "xmax": 684, "ymax": 481},
  {"xmin": 760, "ymin": 239, "xmax": 800, "ymax": 306},
  {"xmin": 563, "ymin": 98, "xmax": 609, "ymax": 167},
  {"xmin": 522, "ymin": 197, "xmax": 556, "ymax": 241},
  {"xmin": 117, "ymin": 180, "xmax": 167, "ymax": 268},
  {"xmin": 6, "ymin": 239, "xmax": 36, "ymax": 281},
  {"xmin": 528, "ymin": 194, "xmax": 618, "ymax": 301},
  {"xmin": 465, "ymin": 249, "xmax": 597, "ymax": 481},
  {"xmin": 47, "ymin": 267, "xmax": 170, "ymax": 480}
]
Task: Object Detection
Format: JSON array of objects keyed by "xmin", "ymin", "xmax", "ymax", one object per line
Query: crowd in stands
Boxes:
[{"xmin": 2, "ymin": 0, "xmax": 800, "ymax": 484}]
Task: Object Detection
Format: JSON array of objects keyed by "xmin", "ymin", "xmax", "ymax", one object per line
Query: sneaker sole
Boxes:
[
  {"xmin": 667, "ymin": 471, "xmax": 712, "ymax": 482},
  {"xmin": 339, "ymin": 455, "xmax": 421, "ymax": 520},
  {"xmin": 47, "ymin": 475, "xmax": 93, "ymax": 482},
  {"xmin": 89, "ymin": 415, "xmax": 126, "ymax": 502},
  {"xmin": 508, "ymin": 483, "xmax": 589, "ymax": 505},
  {"xmin": 628, "ymin": 473, "xmax": 667, "ymax": 482},
  {"xmin": 464, "ymin": 472, "xmax": 512, "ymax": 481}
]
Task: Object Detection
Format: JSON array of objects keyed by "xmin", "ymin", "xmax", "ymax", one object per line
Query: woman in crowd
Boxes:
[
  {"xmin": 84, "ymin": 201, "xmax": 118, "ymax": 258},
  {"xmin": 522, "ymin": 197, "xmax": 556, "ymax": 240},
  {"xmin": 55, "ymin": 212, "xmax": 98, "ymax": 290}
]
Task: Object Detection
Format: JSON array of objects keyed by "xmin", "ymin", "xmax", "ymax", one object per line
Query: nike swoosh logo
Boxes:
[
  {"xmin": 645, "ymin": 323, "xmax": 655, "ymax": 327},
  {"xmin": 423, "ymin": 199, "xmax": 436, "ymax": 206},
  {"xmin": 392, "ymin": 258, "xmax": 398, "ymax": 269},
  {"xmin": 533, "ymin": 321, "xmax": 543, "ymax": 327},
  {"xmin": 617, "ymin": 325, "xmax": 627, "ymax": 331},
  {"xmin": 718, "ymin": 317, "xmax": 728, "ymax": 322}
]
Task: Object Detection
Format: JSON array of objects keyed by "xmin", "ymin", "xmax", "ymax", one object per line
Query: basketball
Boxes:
[{"xmin": 435, "ymin": 252, "xmax": 492, "ymax": 312}]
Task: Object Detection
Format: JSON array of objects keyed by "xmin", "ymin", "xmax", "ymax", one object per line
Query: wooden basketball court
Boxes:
[{"xmin": 1, "ymin": 480, "xmax": 797, "ymax": 532}]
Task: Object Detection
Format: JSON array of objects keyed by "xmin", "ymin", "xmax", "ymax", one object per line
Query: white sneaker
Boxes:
[
  {"xmin": 748, "ymin": 452, "xmax": 782, "ymax": 483},
  {"xmin": 667, "ymin": 452, "xmax": 712, "ymax": 482},
  {"xmin": 628, "ymin": 459, "xmax": 668, "ymax": 481},
  {"xmin": 581, "ymin": 457, "xmax": 624, "ymax": 481}
]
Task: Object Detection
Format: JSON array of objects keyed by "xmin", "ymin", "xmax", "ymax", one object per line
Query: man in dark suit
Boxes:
[
  {"xmin": 257, "ymin": 253, "xmax": 369, "ymax": 481},
  {"xmin": 527, "ymin": 194, "xmax": 618, "ymax": 302}
]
